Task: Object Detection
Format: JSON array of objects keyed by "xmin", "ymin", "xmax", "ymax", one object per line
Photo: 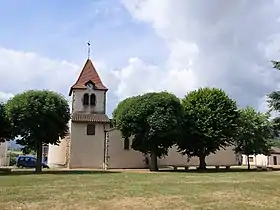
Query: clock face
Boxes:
[{"xmin": 87, "ymin": 83, "xmax": 94, "ymax": 89}]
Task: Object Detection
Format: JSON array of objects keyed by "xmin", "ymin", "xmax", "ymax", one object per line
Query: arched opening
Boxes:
[
  {"xmin": 83, "ymin": 93, "xmax": 89, "ymax": 105},
  {"xmin": 124, "ymin": 137, "xmax": 130, "ymax": 150},
  {"xmin": 90, "ymin": 94, "xmax": 96, "ymax": 106}
]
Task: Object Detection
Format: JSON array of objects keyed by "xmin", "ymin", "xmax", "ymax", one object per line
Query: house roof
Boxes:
[
  {"xmin": 105, "ymin": 127, "xmax": 118, "ymax": 132},
  {"xmin": 69, "ymin": 59, "xmax": 108, "ymax": 96},
  {"xmin": 271, "ymin": 147, "xmax": 280, "ymax": 154},
  {"xmin": 71, "ymin": 112, "xmax": 110, "ymax": 123}
]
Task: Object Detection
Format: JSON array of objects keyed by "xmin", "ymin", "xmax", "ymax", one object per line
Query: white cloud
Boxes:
[
  {"xmin": 119, "ymin": 0, "xmax": 280, "ymax": 109},
  {"xmin": 0, "ymin": 92, "xmax": 13, "ymax": 102},
  {"xmin": 0, "ymin": 47, "xmax": 120, "ymax": 113},
  {"xmin": 0, "ymin": 47, "xmax": 80, "ymax": 97},
  {"xmin": 113, "ymin": 57, "xmax": 197, "ymax": 100}
]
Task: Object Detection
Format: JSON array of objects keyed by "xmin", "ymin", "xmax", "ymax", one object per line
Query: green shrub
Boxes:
[{"xmin": 8, "ymin": 152, "xmax": 19, "ymax": 166}]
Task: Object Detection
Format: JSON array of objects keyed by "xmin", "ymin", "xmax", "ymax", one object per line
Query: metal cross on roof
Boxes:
[{"xmin": 87, "ymin": 41, "xmax": 91, "ymax": 58}]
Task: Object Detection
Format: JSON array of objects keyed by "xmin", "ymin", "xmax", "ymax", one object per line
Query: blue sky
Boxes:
[
  {"xmin": 0, "ymin": 0, "xmax": 167, "ymax": 66},
  {"xmin": 0, "ymin": 0, "xmax": 169, "ymax": 115}
]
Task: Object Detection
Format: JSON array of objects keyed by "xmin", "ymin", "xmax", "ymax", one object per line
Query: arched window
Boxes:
[
  {"xmin": 90, "ymin": 94, "xmax": 96, "ymax": 106},
  {"xmin": 124, "ymin": 137, "xmax": 130, "ymax": 150},
  {"xmin": 83, "ymin": 93, "xmax": 89, "ymax": 105}
]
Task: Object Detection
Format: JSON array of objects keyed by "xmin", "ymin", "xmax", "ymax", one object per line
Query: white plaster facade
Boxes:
[
  {"xmin": 48, "ymin": 58, "xmax": 241, "ymax": 169},
  {"xmin": 0, "ymin": 142, "xmax": 8, "ymax": 166},
  {"xmin": 68, "ymin": 122, "xmax": 109, "ymax": 168},
  {"xmin": 105, "ymin": 128, "xmax": 147, "ymax": 169},
  {"xmin": 72, "ymin": 89, "xmax": 106, "ymax": 114},
  {"xmin": 159, "ymin": 145, "xmax": 239, "ymax": 167},
  {"xmin": 242, "ymin": 151, "xmax": 280, "ymax": 167},
  {"xmin": 105, "ymin": 129, "xmax": 240, "ymax": 169},
  {"xmin": 48, "ymin": 137, "xmax": 68, "ymax": 167}
]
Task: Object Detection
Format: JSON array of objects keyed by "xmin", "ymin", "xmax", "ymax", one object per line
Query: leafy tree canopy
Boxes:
[
  {"xmin": 267, "ymin": 78, "xmax": 280, "ymax": 148},
  {"xmin": 177, "ymin": 87, "xmax": 239, "ymax": 169},
  {"xmin": 5, "ymin": 90, "xmax": 70, "ymax": 172},
  {"xmin": 235, "ymin": 107, "xmax": 274, "ymax": 169},
  {"xmin": 272, "ymin": 60, "xmax": 280, "ymax": 70},
  {"xmin": 0, "ymin": 102, "xmax": 12, "ymax": 143},
  {"xmin": 112, "ymin": 96, "xmax": 140, "ymax": 138},
  {"xmin": 113, "ymin": 92, "xmax": 184, "ymax": 171},
  {"xmin": 235, "ymin": 107, "xmax": 273, "ymax": 155}
]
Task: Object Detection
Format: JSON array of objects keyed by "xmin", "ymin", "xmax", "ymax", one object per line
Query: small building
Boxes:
[
  {"xmin": 48, "ymin": 57, "xmax": 241, "ymax": 169},
  {"xmin": 242, "ymin": 147, "xmax": 280, "ymax": 167},
  {"xmin": 268, "ymin": 147, "xmax": 280, "ymax": 165},
  {"xmin": 242, "ymin": 154, "xmax": 268, "ymax": 167}
]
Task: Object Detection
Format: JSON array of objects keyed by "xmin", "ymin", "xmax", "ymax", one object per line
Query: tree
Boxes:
[
  {"xmin": 235, "ymin": 107, "xmax": 273, "ymax": 169},
  {"xmin": 177, "ymin": 87, "xmax": 239, "ymax": 170},
  {"xmin": 113, "ymin": 92, "xmax": 184, "ymax": 171},
  {"xmin": 266, "ymin": 60, "xmax": 280, "ymax": 147},
  {"xmin": 0, "ymin": 102, "xmax": 12, "ymax": 143},
  {"xmin": 272, "ymin": 60, "xmax": 280, "ymax": 70},
  {"xmin": 268, "ymin": 117, "xmax": 280, "ymax": 147},
  {"xmin": 112, "ymin": 96, "xmax": 140, "ymax": 134},
  {"xmin": 5, "ymin": 90, "xmax": 70, "ymax": 173}
]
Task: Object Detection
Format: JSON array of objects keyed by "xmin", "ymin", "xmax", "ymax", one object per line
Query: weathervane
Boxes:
[{"xmin": 87, "ymin": 41, "xmax": 91, "ymax": 58}]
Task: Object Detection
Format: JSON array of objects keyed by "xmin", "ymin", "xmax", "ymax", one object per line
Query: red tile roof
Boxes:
[
  {"xmin": 69, "ymin": 59, "xmax": 108, "ymax": 96},
  {"xmin": 71, "ymin": 112, "xmax": 110, "ymax": 123}
]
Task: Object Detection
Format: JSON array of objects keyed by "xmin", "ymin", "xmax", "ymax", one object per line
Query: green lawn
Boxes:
[{"xmin": 0, "ymin": 169, "xmax": 280, "ymax": 210}]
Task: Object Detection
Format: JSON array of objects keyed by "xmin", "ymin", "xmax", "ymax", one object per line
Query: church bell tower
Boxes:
[
  {"xmin": 67, "ymin": 57, "xmax": 111, "ymax": 168},
  {"xmin": 69, "ymin": 58, "xmax": 108, "ymax": 115}
]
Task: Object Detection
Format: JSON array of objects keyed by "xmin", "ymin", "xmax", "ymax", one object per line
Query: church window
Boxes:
[
  {"xmin": 90, "ymin": 94, "xmax": 96, "ymax": 106},
  {"xmin": 124, "ymin": 137, "xmax": 129, "ymax": 150},
  {"xmin": 87, "ymin": 124, "xmax": 95, "ymax": 135},
  {"xmin": 83, "ymin": 93, "xmax": 89, "ymax": 105}
]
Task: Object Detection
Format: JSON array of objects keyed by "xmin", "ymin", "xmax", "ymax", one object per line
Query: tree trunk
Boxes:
[
  {"xmin": 35, "ymin": 140, "xmax": 43, "ymax": 173},
  {"xmin": 247, "ymin": 155, "xmax": 250, "ymax": 170},
  {"xmin": 149, "ymin": 152, "xmax": 158, "ymax": 171},
  {"xmin": 198, "ymin": 154, "xmax": 207, "ymax": 170}
]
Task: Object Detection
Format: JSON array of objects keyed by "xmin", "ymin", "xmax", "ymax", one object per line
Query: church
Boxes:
[{"xmin": 47, "ymin": 58, "xmax": 240, "ymax": 169}]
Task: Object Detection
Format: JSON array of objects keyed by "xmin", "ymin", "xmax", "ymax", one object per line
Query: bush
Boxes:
[{"xmin": 8, "ymin": 152, "xmax": 19, "ymax": 166}]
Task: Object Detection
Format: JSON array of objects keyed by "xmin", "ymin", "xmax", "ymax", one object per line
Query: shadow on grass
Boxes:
[
  {"xmin": 158, "ymin": 167, "xmax": 280, "ymax": 173},
  {"xmin": 0, "ymin": 169, "xmax": 120, "ymax": 176},
  {"xmin": 1, "ymin": 166, "xmax": 279, "ymax": 176}
]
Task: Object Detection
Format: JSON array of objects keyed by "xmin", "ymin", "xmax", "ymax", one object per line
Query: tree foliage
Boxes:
[
  {"xmin": 177, "ymin": 87, "xmax": 239, "ymax": 170},
  {"xmin": 272, "ymin": 60, "xmax": 280, "ymax": 70},
  {"xmin": 5, "ymin": 90, "xmax": 70, "ymax": 172},
  {"xmin": 113, "ymin": 92, "xmax": 184, "ymax": 171},
  {"xmin": 267, "ymin": 91, "xmax": 280, "ymax": 112},
  {"xmin": 0, "ymin": 102, "xmax": 12, "ymax": 143},
  {"xmin": 267, "ymin": 81, "xmax": 280, "ymax": 149},
  {"xmin": 265, "ymin": 59, "xmax": 280, "ymax": 148},
  {"xmin": 235, "ymin": 107, "xmax": 273, "ymax": 169},
  {"xmin": 112, "ymin": 96, "xmax": 140, "ymax": 137}
]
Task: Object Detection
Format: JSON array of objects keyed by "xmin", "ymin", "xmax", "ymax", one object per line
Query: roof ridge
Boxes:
[
  {"xmin": 69, "ymin": 59, "xmax": 108, "ymax": 96},
  {"xmin": 71, "ymin": 59, "xmax": 91, "ymax": 87}
]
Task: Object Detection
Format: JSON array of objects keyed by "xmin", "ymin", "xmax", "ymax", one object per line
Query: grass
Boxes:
[{"xmin": 0, "ymin": 169, "xmax": 280, "ymax": 210}]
